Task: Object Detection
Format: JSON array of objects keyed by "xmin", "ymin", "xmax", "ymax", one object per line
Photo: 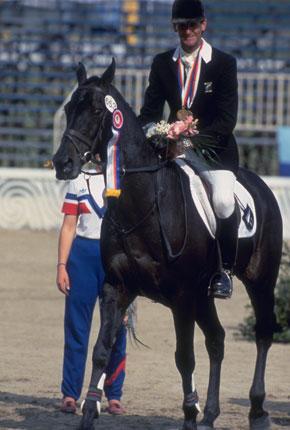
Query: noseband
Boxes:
[{"xmin": 64, "ymin": 128, "xmax": 93, "ymax": 163}]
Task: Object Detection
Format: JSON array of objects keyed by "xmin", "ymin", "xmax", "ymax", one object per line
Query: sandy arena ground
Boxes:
[{"xmin": 0, "ymin": 230, "xmax": 289, "ymax": 430}]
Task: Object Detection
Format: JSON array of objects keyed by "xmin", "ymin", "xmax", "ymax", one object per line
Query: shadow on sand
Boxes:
[
  {"xmin": 229, "ymin": 397, "xmax": 290, "ymax": 428},
  {"xmin": 0, "ymin": 392, "xmax": 234, "ymax": 430}
]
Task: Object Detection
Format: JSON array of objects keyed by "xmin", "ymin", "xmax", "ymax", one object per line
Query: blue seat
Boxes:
[{"xmin": 277, "ymin": 127, "xmax": 290, "ymax": 176}]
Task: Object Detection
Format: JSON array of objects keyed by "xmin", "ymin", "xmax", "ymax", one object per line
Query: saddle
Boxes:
[{"xmin": 174, "ymin": 158, "xmax": 256, "ymax": 239}]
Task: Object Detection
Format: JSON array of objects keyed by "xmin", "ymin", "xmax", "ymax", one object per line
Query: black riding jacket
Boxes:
[{"xmin": 139, "ymin": 40, "xmax": 239, "ymax": 172}]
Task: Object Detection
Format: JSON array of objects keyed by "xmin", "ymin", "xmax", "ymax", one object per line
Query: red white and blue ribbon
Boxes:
[
  {"xmin": 177, "ymin": 42, "xmax": 203, "ymax": 109},
  {"xmin": 105, "ymin": 127, "xmax": 121, "ymax": 198},
  {"xmin": 104, "ymin": 96, "xmax": 124, "ymax": 198}
]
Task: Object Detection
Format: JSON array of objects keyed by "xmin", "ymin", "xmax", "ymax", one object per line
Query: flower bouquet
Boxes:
[{"xmin": 146, "ymin": 114, "xmax": 219, "ymax": 164}]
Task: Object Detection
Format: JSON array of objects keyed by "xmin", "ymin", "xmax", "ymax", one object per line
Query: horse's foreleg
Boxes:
[
  {"xmin": 195, "ymin": 300, "xmax": 225, "ymax": 430},
  {"xmin": 78, "ymin": 282, "xmax": 132, "ymax": 430},
  {"xmin": 173, "ymin": 310, "xmax": 199, "ymax": 430},
  {"xmin": 244, "ymin": 279, "xmax": 277, "ymax": 430}
]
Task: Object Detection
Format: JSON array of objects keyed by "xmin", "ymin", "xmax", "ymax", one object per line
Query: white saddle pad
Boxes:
[{"xmin": 175, "ymin": 159, "xmax": 257, "ymax": 239}]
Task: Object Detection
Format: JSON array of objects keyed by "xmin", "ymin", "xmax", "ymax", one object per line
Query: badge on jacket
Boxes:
[{"xmin": 204, "ymin": 82, "xmax": 213, "ymax": 93}]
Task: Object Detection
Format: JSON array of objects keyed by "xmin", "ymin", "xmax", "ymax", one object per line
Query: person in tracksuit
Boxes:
[
  {"xmin": 139, "ymin": 0, "xmax": 239, "ymax": 299},
  {"xmin": 56, "ymin": 168, "xmax": 126, "ymax": 415}
]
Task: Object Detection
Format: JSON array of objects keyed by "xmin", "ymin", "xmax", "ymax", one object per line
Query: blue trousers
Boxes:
[{"xmin": 61, "ymin": 236, "xmax": 127, "ymax": 401}]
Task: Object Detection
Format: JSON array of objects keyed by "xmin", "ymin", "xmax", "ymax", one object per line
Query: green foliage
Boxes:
[{"xmin": 237, "ymin": 241, "xmax": 290, "ymax": 343}]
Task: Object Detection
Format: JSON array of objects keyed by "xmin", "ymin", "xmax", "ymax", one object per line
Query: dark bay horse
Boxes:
[{"xmin": 53, "ymin": 61, "xmax": 282, "ymax": 430}]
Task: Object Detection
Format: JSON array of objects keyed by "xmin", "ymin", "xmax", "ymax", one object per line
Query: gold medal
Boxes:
[{"xmin": 177, "ymin": 108, "xmax": 192, "ymax": 121}]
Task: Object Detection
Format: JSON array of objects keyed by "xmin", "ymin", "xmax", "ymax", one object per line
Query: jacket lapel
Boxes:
[
  {"xmin": 194, "ymin": 59, "xmax": 206, "ymax": 100},
  {"xmin": 168, "ymin": 51, "xmax": 182, "ymax": 106},
  {"xmin": 192, "ymin": 40, "xmax": 213, "ymax": 104}
]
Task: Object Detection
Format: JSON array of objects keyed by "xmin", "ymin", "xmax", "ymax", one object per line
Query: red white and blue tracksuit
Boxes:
[{"xmin": 61, "ymin": 173, "xmax": 127, "ymax": 401}]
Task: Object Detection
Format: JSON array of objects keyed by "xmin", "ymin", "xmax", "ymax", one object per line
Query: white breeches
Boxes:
[
  {"xmin": 199, "ymin": 170, "xmax": 236, "ymax": 219},
  {"xmin": 183, "ymin": 149, "xmax": 236, "ymax": 219}
]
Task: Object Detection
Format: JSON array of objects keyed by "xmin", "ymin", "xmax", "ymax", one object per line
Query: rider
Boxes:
[{"xmin": 139, "ymin": 0, "xmax": 239, "ymax": 299}]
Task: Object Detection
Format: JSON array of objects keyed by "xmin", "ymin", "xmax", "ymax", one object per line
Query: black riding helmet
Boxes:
[{"xmin": 172, "ymin": 0, "xmax": 205, "ymax": 23}]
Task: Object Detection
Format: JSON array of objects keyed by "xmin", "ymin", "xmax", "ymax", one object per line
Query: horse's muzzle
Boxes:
[{"xmin": 52, "ymin": 153, "xmax": 80, "ymax": 180}]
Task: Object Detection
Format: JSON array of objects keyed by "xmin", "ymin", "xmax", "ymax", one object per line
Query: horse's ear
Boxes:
[
  {"xmin": 76, "ymin": 62, "xmax": 87, "ymax": 86},
  {"xmin": 100, "ymin": 58, "xmax": 116, "ymax": 84}
]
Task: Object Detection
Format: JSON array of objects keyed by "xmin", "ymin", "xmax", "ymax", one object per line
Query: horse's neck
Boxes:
[
  {"xmin": 107, "ymin": 93, "xmax": 156, "ymax": 168},
  {"xmin": 104, "ymin": 91, "xmax": 157, "ymax": 215},
  {"xmin": 121, "ymin": 128, "xmax": 156, "ymax": 168}
]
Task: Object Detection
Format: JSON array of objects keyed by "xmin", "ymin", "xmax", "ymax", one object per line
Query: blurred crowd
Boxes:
[{"xmin": 0, "ymin": 0, "xmax": 289, "ymax": 169}]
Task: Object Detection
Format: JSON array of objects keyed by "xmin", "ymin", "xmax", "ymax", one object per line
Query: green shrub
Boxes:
[{"xmin": 237, "ymin": 241, "xmax": 290, "ymax": 343}]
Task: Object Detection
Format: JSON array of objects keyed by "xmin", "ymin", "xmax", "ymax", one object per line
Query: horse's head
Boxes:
[{"xmin": 53, "ymin": 61, "xmax": 116, "ymax": 180}]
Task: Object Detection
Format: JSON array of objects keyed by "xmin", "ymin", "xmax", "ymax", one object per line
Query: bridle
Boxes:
[
  {"xmin": 62, "ymin": 83, "xmax": 110, "ymax": 167},
  {"xmin": 63, "ymin": 108, "xmax": 109, "ymax": 170},
  {"xmin": 64, "ymin": 128, "xmax": 94, "ymax": 163}
]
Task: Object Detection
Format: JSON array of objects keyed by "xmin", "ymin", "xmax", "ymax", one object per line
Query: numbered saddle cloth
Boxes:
[{"xmin": 175, "ymin": 158, "xmax": 257, "ymax": 239}]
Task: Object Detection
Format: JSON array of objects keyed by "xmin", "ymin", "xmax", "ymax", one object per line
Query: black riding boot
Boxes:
[{"xmin": 209, "ymin": 211, "xmax": 238, "ymax": 299}]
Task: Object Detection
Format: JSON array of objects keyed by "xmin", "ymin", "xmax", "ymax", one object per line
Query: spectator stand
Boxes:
[{"xmin": 1, "ymin": 0, "xmax": 290, "ymax": 174}]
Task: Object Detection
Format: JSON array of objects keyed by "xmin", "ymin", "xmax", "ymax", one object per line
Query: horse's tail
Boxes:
[{"xmin": 126, "ymin": 299, "xmax": 150, "ymax": 349}]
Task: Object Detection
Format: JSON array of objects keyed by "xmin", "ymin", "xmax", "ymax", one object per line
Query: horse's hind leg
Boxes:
[
  {"xmin": 242, "ymin": 272, "xmax": 279, "ymax": 430},
  {"xmin": 173, "ymin": 310, "xmax": 199, "ymax": 430},
  {"xmin": 238, "ymin": 169, "xmax": 282, "ymax": 429},
  {"xmin": 195, "ymin": 300, "xmax": 225, "ymax": 430},
  {"xmin": 79, "ymin": 282, "xmax": 133, "ymax": 430}
]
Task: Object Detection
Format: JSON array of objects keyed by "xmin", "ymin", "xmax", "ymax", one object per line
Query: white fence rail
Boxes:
[
  {"xmin": 237, "ymin": 73, "xmax": 290, "ymax": 132},
  {"xmin": 0, "ymin": 169, "xmax": 290, "ymax": 239},
  {"xmin": 53, "ymin": 70, "xmax": 290, "ymax": 151}
]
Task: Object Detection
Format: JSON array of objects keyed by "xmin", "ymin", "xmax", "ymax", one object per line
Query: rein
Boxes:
[
  {"xmin": 120, "ymin": 160, "xmax": 168, "ymax": 175},
  {"xmin": 106, "ymin": 161, "xmax": 188, "ymax": 263},
  {"xmin": 105, "ymin": 201, "xmax": 156, "ymax": 237},
  {"xmin": 103, "ymin": 163, "xmax": 167, "ymax": 236}
]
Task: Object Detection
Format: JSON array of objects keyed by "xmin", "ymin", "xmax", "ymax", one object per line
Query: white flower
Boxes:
[{"xmin": 146, "ymin": 120, "xmax": 171, "ymax": 138}]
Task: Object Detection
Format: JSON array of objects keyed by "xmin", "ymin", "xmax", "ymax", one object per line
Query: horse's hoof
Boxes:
[
  {"xmin": 80, "ymin": 400, "xmax": 99, "ymax": 420},
  {"xmin": 197, "ymin": 426, "xmax": 214, "ymax": 430},
  {"xmin": 197, "ymin": 417, "xmax": 215, "ymax": 429},
  {"xmin": 77, "ymin": 422, "xmax": 95, "ymax": 430},
  {"xmin": 182, "ymin": 422, "xmax": 198, "ymax": 430},
  {"xmin": 250, "ymin": 415, "xmax": 272, "ymax": 430},
  {"xmin": 78, "ymin": 399, "xmax": 98, "ymax": 430}
]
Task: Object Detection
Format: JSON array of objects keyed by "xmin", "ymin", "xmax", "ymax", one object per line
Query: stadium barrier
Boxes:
[
  {"xmin": 0, "ymin": 168, "xmax": 289, "ymax": 239},
  {"xmin": 53, "ymin": 70, "xmax": 290, "ymax": 153}
]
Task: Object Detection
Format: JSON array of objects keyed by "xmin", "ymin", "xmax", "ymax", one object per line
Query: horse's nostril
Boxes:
[{"xmin": 63, "ymin": 159, "xmax": 73, "ymax": 174}]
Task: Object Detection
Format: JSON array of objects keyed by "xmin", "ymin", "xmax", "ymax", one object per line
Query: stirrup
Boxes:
[{"xmin": 208, "ymin": 269, "xmax": 233, "ymax": 299}]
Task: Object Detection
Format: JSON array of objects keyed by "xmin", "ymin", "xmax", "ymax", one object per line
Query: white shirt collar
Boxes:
[{"xmin": 172, "ymin": 38, "xmax": 212, "ymax": 64}]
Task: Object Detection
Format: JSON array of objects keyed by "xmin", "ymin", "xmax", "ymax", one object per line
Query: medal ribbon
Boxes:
[{"xmin": 177, "ymin": 41, "xmax": 203, "ymax": 109}]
